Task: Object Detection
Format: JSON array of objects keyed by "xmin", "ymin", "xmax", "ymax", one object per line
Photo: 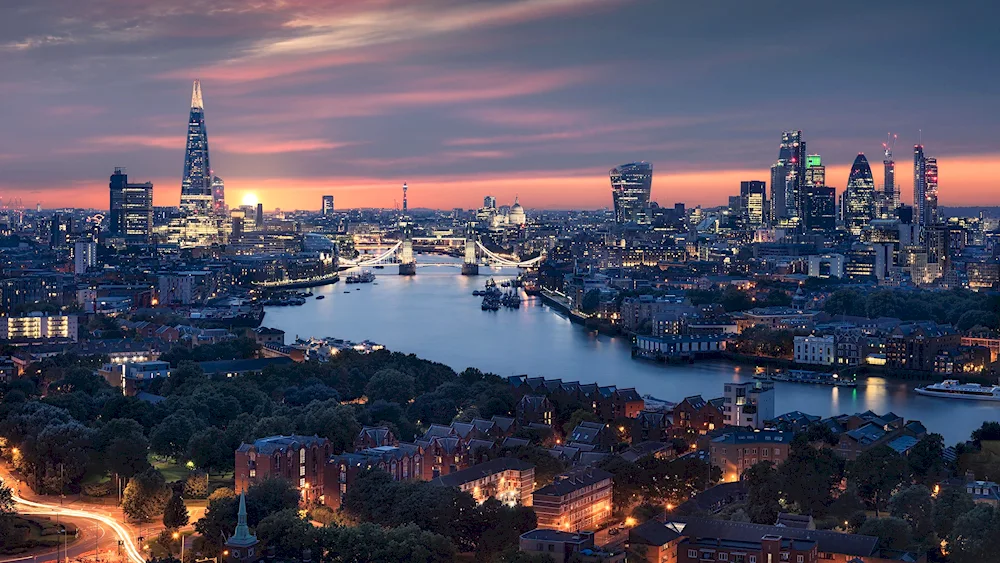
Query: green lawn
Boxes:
[
  {"xmin": 0, "ymin": 516, "xmax": 79, "ymax": 555},
  {"xmin": 152, "ymin": 458, "xmax": 191, "ymax": 483}
]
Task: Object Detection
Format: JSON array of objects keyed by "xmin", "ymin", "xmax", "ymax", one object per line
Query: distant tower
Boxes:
[
  {"xmin": 321, "ymin": 195, "xmax": 334, "ymax": 216},
  {"xmin": 224, "ymin": 493, "xmax": 259, "ymax": 563},
  {"xmin": 212, "ymin": 176, "xmax": 226, "ymax": 215},
  {"xmin": 914, "ymin": 143, "xmax": 927, "ymax": 226},
  {"xmin": 462, "ymin": 224, "xmax": 479, "ymax": 276},
  {"xmin": 402, "ymin": 182, "xmax": 408, "ymax": 214},
  {"xmin": 844, "ymin": 153, "xmax": 876, "ymax": 235},
  {"xmin": 925, "ymin": 157, "xmax": 939, "ymax": 226},
  {"xmin": 610, "ymin": 162, "xmax": 653, "ymax": 225},
  {"xmin": 255, "ymin": 203, "xmax": 264, "ymax": 228},
  {"xmin": 398, "ymin": 219, "xmax": 416, "ymax": 276},
  {"xmin": 883, "ymin": 133, "xmax": 897, "ymax": 214},
  {"xmin": 180, "ymin": 80, "xmax": 214, "ymax": 215},
  {"xmin": 770, "ymin": 131, "xmax": 806, "ymax": 221}
]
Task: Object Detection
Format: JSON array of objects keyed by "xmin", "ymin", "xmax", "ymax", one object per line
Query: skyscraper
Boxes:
[
  {"xmin": 212, "ymin": 176, "xmax": 226, "ymax": 215},
  {"xmin": 883, "ymin": 134, "xmax": 897, "ymax": 215},
  {"xmin": 321, "ymin": 195, "xmax": 334, "ymax": 216},
  {"xmin": 610, "ymin": 162, "xmax": 653, "ymax": 225},
  {"xmin": 180, "ymin": 80, "xmax": 213, "ymax": 215},
  {"xmin": 770, "ymin": 131, "xmax": 806, "ymax": 220},
  {"xmin": 805, "ymin": 154, "xmax": 825, "ymax": 187},
  {"xmin": 914, "ymin": 144, "xmax": 927, "ymax": 226},
  {"xmin": 740, "ymin": 181, "xmax": 767, "ymax": 227},
  {"xmin": 924, "ymin": 157, "xmax": 939, "ymax": 226},
  {"xmin": 256, "ymin": 203, "xmax": 264, "ymax": 228},
  {"xmin": 802, "ymin": 185, "xmax": 836, "ymax": 232},
  {"xmin": 844, "ymin": 153, "xmax": 876, "ymax": 235},
  {"xmin": 109, "ymin": 167, "xmax": 153, "ymax": 244}
]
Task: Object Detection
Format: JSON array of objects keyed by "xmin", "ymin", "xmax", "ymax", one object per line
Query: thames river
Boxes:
[{"xmin": 263, "ymin": 258, "xmax": 998, "ymax": 444}]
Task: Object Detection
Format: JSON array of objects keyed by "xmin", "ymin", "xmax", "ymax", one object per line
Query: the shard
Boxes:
[{"xmin": 180, "ymin": 80, "xmax": 214, "ymax": 215}]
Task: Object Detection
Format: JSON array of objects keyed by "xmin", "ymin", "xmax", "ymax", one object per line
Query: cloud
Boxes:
[{"xmin": 69, "ymin": 134, "xmax": 351, "ymax": 155}]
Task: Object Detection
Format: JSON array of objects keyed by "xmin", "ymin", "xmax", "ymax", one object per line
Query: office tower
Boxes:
[
  {"xmin": 256, "ymin": 203, "xmax": 264, "ymax": 228},
  {"xmin": 180, "ymin": 80, "xmax": 214, "ymax": 215},
  {"xmin": 231, "ymin": 210, "xmax": 245, "ymax": 239},
  {"xmin": 212, "ymin": 176, "xmax": 226, "ymax": 215},
  {"xmin": 805, "ymin": 154, "xmax": 825, "ymax": 187},
  {"xmin": 321, "ymin": 195, "xmax": 334, "ymax": 216},
  {"xmin": 110, "ymin": 168, "xmax": 153, "ymax": 243},
  {"xmin": 770, "ymin": 131, "xmax": 806, "ymax": 220},
  {"xmin": 844, "ymin": 153, "xmax": 876, "ymax": 235},
  {"xmin": 914, "ymin": 144, "xmax": 927, "ymax": 225},
  {"xmin": 610, "ymin": 162, "xmax": 653, "ymax": 225},
  {"xmin": 74, "ymin": 240, "xmax": 96, "ymax": 274},
  {"xmin": 924, "ymin": 157, "xmax": 939, "ymax": 226},
  {"xmin": 402, "ymin": 183, "xmax": 408, "ymax": 213},
  {"xmin": 484, "ymin": 195, "xmax": 497, "ymax": 209},
  {"xmin": 50, "ymin": 213, "xmax": 70, "ymax": 248},
  {"xmin": 740, "ymin": 181, "xmax": 767, "ymax": 227},
  {"xmin": 802, "ymin": 185, "xmax": 836, "ymax": 231},
  {"xmin": 883, "ymin": 134, "xmax": 897, "ymax": 213},
  {"xmin": 109, "ymin": 167, "xmax": 127, "ymax": 235}
]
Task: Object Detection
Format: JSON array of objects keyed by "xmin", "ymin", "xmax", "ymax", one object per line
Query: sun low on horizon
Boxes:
[{"xmin": 241, "ymin": 193, "xmax": 259, "ymax": 207}]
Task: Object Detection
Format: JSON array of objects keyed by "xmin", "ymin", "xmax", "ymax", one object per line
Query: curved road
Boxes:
[{"xmin": 1, "ymin": 476, "xmax": 144, "ymax": 563}]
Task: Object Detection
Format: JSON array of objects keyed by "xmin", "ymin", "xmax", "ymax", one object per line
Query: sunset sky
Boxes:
[{"xmin": 1, "ymin": 0, "xmax": 997, "ymax": 211}]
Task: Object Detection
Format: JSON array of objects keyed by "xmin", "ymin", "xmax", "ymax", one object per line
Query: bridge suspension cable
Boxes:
[
  {"xmin": 341, "ymin": 242, "xmax": 402, "ymax": 267},
  {"xmin": 475, "ymin": 241, "xmax": 545, "ymax": 267}
]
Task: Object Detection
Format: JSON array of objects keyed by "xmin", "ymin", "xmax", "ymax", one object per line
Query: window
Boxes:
[
  {"xmin": 689, "ymin": 550, "xmax": 698, "ymax": 558},
  {"xmin": 748, "ymin": 557, "xmax": 756, "ymax": 563},
  {"xmin": 719, "ymin": 554, "xmax": 729, "ymax": 561},
  {"xmin": 780, "ymin": 553, "xmax": 789, "ymax": 561},
  {"xmin": 797, "ymin": 556, "xmax": 804, "ymax": 563}
]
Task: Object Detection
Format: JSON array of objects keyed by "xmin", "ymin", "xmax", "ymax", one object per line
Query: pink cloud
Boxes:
[{"xmin": 69, "ymin": 134, "xmax": 350, "ymax": 155}]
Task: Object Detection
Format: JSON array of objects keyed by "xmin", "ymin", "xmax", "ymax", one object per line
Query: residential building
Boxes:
[
  {"xmin": 722, "ymin": 381, "xmax": 775, "ymax": 429},
  {"xmin": 710, "ymin": 430, "xmax": 793, "ymax": 481},
  {"xmin": 0, "ymin": 313, "xmax": 78, "ymax": 343},
  {"xmin": 533, "ymin": 467, "xmax": 614, "ymax": 532},
  {"xmin": 519, "ymin": 530, "xmax": 625, "ymax": 563},
  {"xmin": 235, "ymin": 435, "xmax": 332, "ymax": 504},
  {"xmin": 885, "ymin": 322, "xmax": 961, "ymax": 372},
  {"xmin": 324, "ymin": 444, "xmax": 423, "ymax": 509},
  {"xmin": 673, "ymin": 395, "xmax": 724, "ymax": 435},
  {"xmin": 678, "ymin": 533, "xmax": 817, "ymax": 563},
  {"xmin": 430, "ymin": 457, "xmax": 534, "ymax": 506},
  {"xmin": 633, "ymin": 334, "xmax": 728, "ymax": 360},
  {"xmin": 516, "ymin": 395, "xmax": 554, "ymax": 427},
  {"xmin": 74, "ymin": 240, "xmax": 97, "ymax": 274},
  {"xmin": 794, "ymin": 335, "xmax": 835, "ymax": 365}
]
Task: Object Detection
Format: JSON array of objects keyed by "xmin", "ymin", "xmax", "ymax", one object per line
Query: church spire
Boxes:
[
  {"xmin": 191, "ymin": 80, "xmax": 204, "ymax": 110},
  {"xmin": 229, "ymin": 492, "xmax": 256, "ymax": 545}
]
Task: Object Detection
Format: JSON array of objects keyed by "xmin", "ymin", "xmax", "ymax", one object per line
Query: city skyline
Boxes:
[{"xmin": 1, "ymin": 0, "xmax": 998, "ymax": 211}]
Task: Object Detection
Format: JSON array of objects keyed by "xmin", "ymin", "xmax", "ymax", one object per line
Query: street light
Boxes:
[{"xmin": 173, "ymin": 532, "xmax": 185, "ymax": 563}]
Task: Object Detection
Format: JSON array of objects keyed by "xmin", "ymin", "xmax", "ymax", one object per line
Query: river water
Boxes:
[{"xmin": 262, "ymin": 258, "xmax": 998, "ymax": 444}]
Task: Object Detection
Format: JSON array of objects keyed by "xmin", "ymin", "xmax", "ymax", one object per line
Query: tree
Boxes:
[
  {"xmin": 859, "ymin": 517, "xmax": 912, "ymax": 551},
  {"xmin": 744, "ymin": 462, "xmax": 781, "ymax": 524},
  {"xmin": 150, "ymin": 412, "xmax": 200, "ymax": 459},
  {"xmin": 849, "ymin": 445, "xmax": 909, "ymax": 516},
  {"xmin": 297, "ymin": 399, "xmax": 360, "ymax": 453},
  {"xmin": 364, "ymin": 369, "xmax": 416, "ymax": 405},
  {"xmin": 163, "ymin": 493, "xmax": 190, "ymax": 529},
  {"xmin": 778, "ymin": 441, "xmax": 845, "ymax": 516},
  {"xmin": 243, "ymin": 477, "xmax": 301, "ymax": 525},
  {"xmin": 907, "ymin": 434, "xmax": 946, "ymax": 484},
  {"xmin": 254, "ymin": 509, "xmax": 316, "ymax": 558},
  {"xmin": 122, "ymin": 468, "xmax": 171, "ymax": 522},
  {"xmin": 182, "ymin": 471, "xmax": 209, "ymax": 499},
  {"xmin": 888, "ymin": 485, "xmax": 934, "ymax": 548},
  {"xmin": 98, "ymin": 418, "xmax": 151, "ymax": 480},
  {"xmin": 186, "ymin": 427, "xmax": 231, "ymax": 474},
  {"xmin": 932, "ymin": 485, "xmax": 976, "ymax": 538},
  {"xmin": 971, "ymin": 421, "xmax": 1000, "ymax": 449},
  {"xmin": 947, "ymin": 504, "xmax": 1000, "ymax": 563},
  {"xmin": 581, "ymin": 289, "xmax": 601, "ymax": 314}
]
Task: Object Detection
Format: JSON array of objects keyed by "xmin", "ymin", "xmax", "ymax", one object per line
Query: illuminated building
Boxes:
[
  {"xmin": 180, "ymin": 80, "xmax": 214, "ymax": 215},
  {"xmin": 0, "ymin": 313, "xmax": 78, "ymax": 343},
  {"xmin": 770, "ymin": 131, "xmax": 806, "ymax": 220},
  {"xmin": 430, "ymin": 458, "xmax": 534, "ymax": 507},
  {"xmin": 740, "ymin": 181, "xmax": 767, "ymax": 227},
  {"xmin": 533, "ymin": 467, "xmax": 614, "ymax": 531},
  {"xmin": 74, "ymin": 240, "xmax": 96, "ymax": 274},
  {"xmin": 924, "ymin": 156, "xmax": 939, "ymax": 225},
  {"xmin": 710, "ymin": 430, "xmax": 792, "ymax": 480},
  {"xmin": 913, "ymin": 144, "xmax": 939, "ymax": 226},
  {"xmin": 844, "ymin": 153, "xmax": 876, "ymax": 235},
  {"xmin": 212, "ymin": 176, "xmax": 227, "ymax": 215},
  {"xmin": 109, "ymin": 168, "xmax": 154, "ymax": 244},
  {"xmin": 722, "ymin": 381, "xmax": 774, "ymax": 429},
  {"xmin": 804, "ymin": 154, "xmax": 825, "ymax": 187},
  {"xmin": 610, "ymin": 162, "xmax": 653, "ymax": 225},
  {"xmin": 802, "ymin": 185, "xmax": 836, "ymax": 231},
  {"xmin": 508, "ymin": 196, "xmax": 526, "ymax": 226},
  {"xmin": 883, "ymin": 133, "xmax": 898, "ymax": 215},
  {"xmin": 235, "ymin": 435, "xmax": 331, "ymax": 505},
  {"xmin": 321, "ymin": 195, "xmax": 334, "ymax": 216}
]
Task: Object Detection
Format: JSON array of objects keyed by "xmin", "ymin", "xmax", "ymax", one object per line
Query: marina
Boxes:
[{"xmin": 753, "ymin": 368, "xmax": 858, "ymax": 387}]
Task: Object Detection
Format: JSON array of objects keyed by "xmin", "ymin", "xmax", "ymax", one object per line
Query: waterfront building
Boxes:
[
  {"xmin": 533, "ymin": 467, "xmax": 614, "ymax": 531},
  {"xmin": 794, "ymin": 335, "xmax": 835, "ymax": 365},
  {"xmin": 321, "ymin": 195, "xmax": 334, "ymax": 216},
  {"xmin": 610, "ymin": 162, "xmax": 653, "ymax": 225},
  {"xmin": 710, "ymin": 430, "xmax": 793, "ymax": 481},
  {"xmin": 673, "ymin": 395, "xmax": 724, "ymax": 435},
  {"xmin": 619, "ymin": 294, "xmax": 693, "ymax": 334},
  {"xmin": 180, "ymin": 80, "xmax": 214, "ymax": 215},
  {"xmin": 885, "ymin": 322, "xmax": 961, "ymax": 372},
  {"xmin": 430, "ymin": 457, "xmax": 534, "ymax": 506},
  {"xmin": 235, "ymin": 435, "xmax": 332, "ymax": 504},
  {"xmin": 633, "ymin": 334, "xmax": 728, "ymax": 360},
  {"xmin": 844, "ymin": 153, "xmax": 877, "ymax": 235},
  {"xmin": 722, "ymin": 381, "xmax": 775, "ymax": 429},
  {"xmin": 735, "ymin": 308, "xmax": 819, "ymax": 332}
]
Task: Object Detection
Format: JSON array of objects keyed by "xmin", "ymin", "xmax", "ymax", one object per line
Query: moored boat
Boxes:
[{"xmin": 915, "ymin": 380, "xmax": 1000, "ymax": 401}]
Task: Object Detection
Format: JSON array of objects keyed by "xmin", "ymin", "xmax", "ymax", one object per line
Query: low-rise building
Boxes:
[
  {"xmin": 710, "ymin": 430, "xmax": 793, "ymax": 481},
  {"xmin": 533, "ymin": 467, "xmax": 614, "ymax": 532},
  {"xmin": 235, "ymin": 435, "xmax": 332, "ymax": 504},
  {"xmin": 794, "ymin": 335, "xmax": 835, "ymax": 365},
  {"xmin": 633, "ymin": 334, "xmax": 728, "ymax": 360},
  {"xmin": 324, "ymin": 444, "xmax": 423, "ymax": 509},
  {"xmin": 519, "ymin": 530, "xmax": 625, "ymax": 563},
  {"xmin": 722, "ymin": 381, "xmax": 775, "ymax": 429},
  {"xmin": 431, "ymin": 457, "xmax": 534, "ymax": 506},
  {"xmin": 198, "ymin": 357, "xmax": 295, "ymax": 377},
  {"xmin": 673, "ymin": 395, "xmax": 724, "ymax": 436}
]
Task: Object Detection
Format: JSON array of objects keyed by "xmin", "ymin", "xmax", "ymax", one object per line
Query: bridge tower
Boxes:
[
  {"xmin": 461, "ymin": 228, "xmax": 479, "ymax": 275},
  {"xmin": 398, "ymin": 220, "xmax": 416, "ymax": 275}
]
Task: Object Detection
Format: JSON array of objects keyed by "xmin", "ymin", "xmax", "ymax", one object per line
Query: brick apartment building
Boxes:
[
  {"xmin": 673, "ymin": 395, "xmax": 724, "ymax": 436},
  {"xmin": 235, "ymin": 435, "xmax": 332, "ymax": 504},
  {"xmin": 533, "ymin": 467, "xmax": 614, "ymax": 532},
  {"xmin": 324, "ymin": 444, "xmax": 423, "ymax": 509},
  {"xmin": 710, "ymin": 430, "xmax": 793, "ymax": 481},
  {"xmin": 431, "ymin": 457, "xmax": 535, "ymax": 506}
]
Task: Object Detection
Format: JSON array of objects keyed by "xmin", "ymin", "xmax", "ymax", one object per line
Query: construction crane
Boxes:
[{"xmin": 882, "ymin": 132, "xmax": 897, "ymax": 160}]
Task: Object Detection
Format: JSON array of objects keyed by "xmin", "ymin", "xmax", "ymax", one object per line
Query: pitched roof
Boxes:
[
  {"xmin": 657, "ymin": 516, "xmax": 880, "ymax": 556},
  {"xmin": 239, "ymin": 434, "xmax": 327, "ymax": 455},
  {"xmin": 430, "ymin": 457, "xmax": 533, "ymax": 488},
  {"xmin": 533, "ymin": 467, "xmax": 613, "ymax": 497}
]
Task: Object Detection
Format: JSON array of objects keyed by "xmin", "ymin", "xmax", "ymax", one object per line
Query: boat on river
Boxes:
[
  {"xmin": 915, "ymin": 380, "xmax": 1000, "ymax": 401},
  {"xmin": 753, "ymin": 369, "xmax": 857, "ymax": 387}
]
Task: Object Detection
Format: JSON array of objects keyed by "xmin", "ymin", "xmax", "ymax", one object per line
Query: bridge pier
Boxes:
[
  {"xmin": 398, "ymin": 262, "xmax": 416, "ymax": 275},
  {"xmin": 461, "ymin": 263, "xmax": 479, "ymax": 275}
]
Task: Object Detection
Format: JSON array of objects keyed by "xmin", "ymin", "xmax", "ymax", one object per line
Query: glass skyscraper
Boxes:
[
  {"xmin": 913, "ymin": 144, "xmax": 927, "ymax": 226},
  {"xmin": 180, "ymin": 80, "xmax": 213, "ymax": 215},
  {"xmin": 109, "ymin": 167, "xmax": 152, "ymax": 244},
  {"xmin": 844, "ymin": 153, "xmax": 876, "ymax": 235},
  {"xmin": 740, "ymin": 180, "xmax": 767, "ymax": 227},
  {"xmin": 610, "ymin": 162, "xmax": 653, "ymax": 225},
  {"xmin": 924, "ymin": 157, "xmax": 938, "ymax": 226},
  {"xmin": 770, "ymin": 131, "xmax": 806, "ymax": 220}
]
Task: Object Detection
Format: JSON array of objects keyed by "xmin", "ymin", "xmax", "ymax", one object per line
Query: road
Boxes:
[{"xmin": 0, "ymin": 474, "xmax": 145, "ymax": 563}]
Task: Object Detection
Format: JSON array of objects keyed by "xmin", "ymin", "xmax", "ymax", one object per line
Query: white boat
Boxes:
[{"xmin": 915, "ymin": 379, "xmax": 1000, "ymax": 401}]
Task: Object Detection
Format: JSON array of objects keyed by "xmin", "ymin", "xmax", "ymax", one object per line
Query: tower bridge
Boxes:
[{"xmin": 340, "ymin": 236, "xmax": 544, "ymax": 274}]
